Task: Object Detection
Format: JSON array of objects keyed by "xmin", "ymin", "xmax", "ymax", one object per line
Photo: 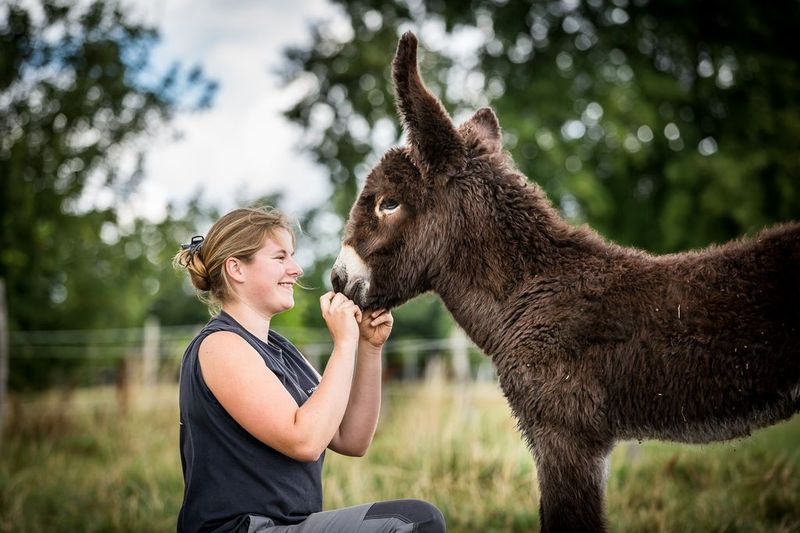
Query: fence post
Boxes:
[
  {"xmin": 142, "ymin": 316, "xmax": 160, "ymax": 389},
  {"xmin": 402, "ymin": 346, "xmax": 419, "ymax": 381},
  {"xmin": 116, "ymin": 355, "xmax": 130, "ymax": 415},
  {"xmin": 0, "ymin": 279, "xmax": 8, "ymax": 447},
  {"xmin": 449, "ymin": 326, "xmax": 470, "ymax": 383}
]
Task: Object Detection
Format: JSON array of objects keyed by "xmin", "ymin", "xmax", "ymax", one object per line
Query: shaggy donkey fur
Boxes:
[{"xmin": 331, "ymin": 32, "xmax": 800, "ymax": 532}]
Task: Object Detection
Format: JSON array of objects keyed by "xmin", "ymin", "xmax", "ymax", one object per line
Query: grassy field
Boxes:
[{"xmin": 1, "ymin": 381, "xmax": 798, "ymax": 532}]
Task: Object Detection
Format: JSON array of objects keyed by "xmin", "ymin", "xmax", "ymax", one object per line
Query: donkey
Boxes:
[{"xmin": 331, "ymin": 32, "xmax": 800, "ymax": 532}]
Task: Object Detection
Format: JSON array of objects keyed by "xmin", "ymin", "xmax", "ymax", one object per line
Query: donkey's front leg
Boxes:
[{"xmin": 533, "ymin": 429, "xmax": 612, "ymax": 533}]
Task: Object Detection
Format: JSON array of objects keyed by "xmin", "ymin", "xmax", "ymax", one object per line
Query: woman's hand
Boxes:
[
  {"xmin": 320, "ymin": 292, "xmax": 361, "ymax": 349},
  {"xmin": 358, "ymin": 308, "xmax": 393, "ymax": 348}
]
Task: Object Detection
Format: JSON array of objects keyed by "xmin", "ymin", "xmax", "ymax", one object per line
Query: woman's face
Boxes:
[{"xmin": 238, "ymin": 228, "xmax": 303, "ymax": 317}]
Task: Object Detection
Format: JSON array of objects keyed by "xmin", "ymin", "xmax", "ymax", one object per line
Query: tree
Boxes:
[
  {"xmin": 0, "ymin": 0, "xmax": 217, "ymax": 389},
  {"xmin": 281, "ymin": 0, "xmax": 800, "ymax": 256}
]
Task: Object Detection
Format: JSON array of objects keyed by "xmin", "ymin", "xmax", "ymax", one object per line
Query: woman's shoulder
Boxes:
[
  {"xmin": 197, "ymin": 331, "xmax": 266, "ymax": 389},
  {"xmin": 199, "ymin": 329, "xmax": 256, "ymax": 358}
]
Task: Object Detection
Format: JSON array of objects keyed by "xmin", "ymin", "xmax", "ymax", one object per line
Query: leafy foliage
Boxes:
[
  {"xmin": 281, "ymin": 0, "xmax": 800, "ymax": 253},
  {"xmin": 0, "ymin": 0, "xmax": 217, "ymax": 389}
]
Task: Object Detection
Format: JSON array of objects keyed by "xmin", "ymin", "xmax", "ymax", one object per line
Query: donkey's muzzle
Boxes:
[
  {"xmin": 331, "ymin": 245, "xmax": 372, "ymax": 308},
  {"xmin": 330, "ymin": 267, "xmax": 367, "ymax": 307},
  {"xmin": 331, "ymin": 267, "xmax": 347, "ymax": 294}
]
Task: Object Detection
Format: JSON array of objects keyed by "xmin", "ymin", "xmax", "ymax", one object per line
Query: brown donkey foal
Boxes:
[{"xmin": 331, "ymin": 33, "xmax": 800, "ymax": 532}]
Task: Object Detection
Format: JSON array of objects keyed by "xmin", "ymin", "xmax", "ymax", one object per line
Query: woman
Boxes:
[{"xmin": 173, "ymin": 206, "xmax": 445, "ymax": 532}]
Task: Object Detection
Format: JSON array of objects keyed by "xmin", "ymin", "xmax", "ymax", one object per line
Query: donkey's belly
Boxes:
[{"xmin": 617, "ymin": 391, "xmax": 798, "ymax": 444}]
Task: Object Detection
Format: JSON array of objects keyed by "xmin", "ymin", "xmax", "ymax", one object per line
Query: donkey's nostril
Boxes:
[{"xmin": 331, "ymin": 268, "xmax": 347, "ymax": 294}]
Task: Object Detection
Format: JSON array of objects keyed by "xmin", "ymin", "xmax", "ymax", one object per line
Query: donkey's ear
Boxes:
[
  {"xmin": 392, "ymin": 32, "xmax": 466, "ymax": 181},
  {"xmin": 459, "ymin": 107, "xmax": 503, "ymax": 155}
]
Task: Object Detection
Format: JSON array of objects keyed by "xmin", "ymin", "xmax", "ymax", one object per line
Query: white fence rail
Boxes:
[{"xmin": 8, "ymin": 318, "xmax": 497, "ymax": 388}]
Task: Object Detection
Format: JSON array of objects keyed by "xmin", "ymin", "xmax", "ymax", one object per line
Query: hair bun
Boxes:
[
  {"xmin": 187, "ymin": 252, "xmax": 211, "ymax": 291},
  {"xmin": 174, "ymin": 248, "xmax": 211, "ymax": 291}
]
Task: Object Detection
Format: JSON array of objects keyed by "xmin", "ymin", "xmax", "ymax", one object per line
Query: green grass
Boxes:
[{"xmin": 1, "ymin": 382, "xmax": 798, "ymax": 532}]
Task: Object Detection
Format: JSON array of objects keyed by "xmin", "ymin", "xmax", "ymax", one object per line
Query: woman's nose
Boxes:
[{"xmin": 289, "ymin": 257, "xmax": 303, "ymax": 277}]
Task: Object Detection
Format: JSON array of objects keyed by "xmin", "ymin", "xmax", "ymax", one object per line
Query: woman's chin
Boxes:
[{"xmin": 267, "ymin": 299, "xmax": 294, "ymax": 317}]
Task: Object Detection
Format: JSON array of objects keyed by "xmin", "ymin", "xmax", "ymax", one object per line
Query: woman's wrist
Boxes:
[
  {"xmin": 331, "ymin": 339, "xmax": 358, "ymax": 356},
  {"xmin": 358, "ymin": 338, "xmax": 383, "ymax": 356}
]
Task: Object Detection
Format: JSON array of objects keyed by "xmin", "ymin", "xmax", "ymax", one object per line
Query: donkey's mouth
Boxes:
[
  {"xmin": 347, "ymin": 278, "xmax": 370, "ymax": 309},
  {"xmin": 331, "ymin": 245, "xmax": 373, "ymax": 308},
  {"xmin": 332, "ymin": 267, "xmax": 370, "ymax": 308}
]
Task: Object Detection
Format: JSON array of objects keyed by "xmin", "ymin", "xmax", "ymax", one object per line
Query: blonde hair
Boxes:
[{"xmin": 173, "ymin": 206, "xmax": 295, "ymax": 312}]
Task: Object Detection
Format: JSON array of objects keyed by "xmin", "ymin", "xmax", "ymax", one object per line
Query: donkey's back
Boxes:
[{"xmin": 521, "ymin": 221, "xmax": 800, "ymax": 445}]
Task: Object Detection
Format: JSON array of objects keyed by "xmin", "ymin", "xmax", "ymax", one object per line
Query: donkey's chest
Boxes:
[{"xmin": 492, "ymin": 349, "xmax": 606, "ymax": 433}]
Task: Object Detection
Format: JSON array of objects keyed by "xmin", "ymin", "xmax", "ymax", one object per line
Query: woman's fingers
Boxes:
[
  {"xmin": 319, "ymin": 291, "xmax": 334, "ymax": 314},
  {"xmin": 370, "ymin": 314, "xmax": 392, "ymax": 327},
  {"xmin": 329, "ymin": 292, "xmax": 351, "ymax": 309},
  {"xmin": 323, "ymin": 291, "xmax": 366, "ymax": 326},
  {"xmin": 367, "ymin": 309, "xmax": 392, "ymax": 327}
]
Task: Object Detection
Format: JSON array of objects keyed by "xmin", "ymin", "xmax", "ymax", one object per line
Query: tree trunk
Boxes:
[{"xmin": 0, "ymin": 279, "xmax": 9, "ymax": 447}]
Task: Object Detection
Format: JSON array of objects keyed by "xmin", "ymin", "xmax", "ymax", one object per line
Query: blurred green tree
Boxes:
[
  {"xmin": 280, "ymin": 0, "xmax": 800, "ymax": 346},
  {"xmin": 0, "ymin": 0, "xmax": 217, "ymax": 389},
  {"xmin": 281, "ymin": 0, "xmax": 800, "ymax": 249}
]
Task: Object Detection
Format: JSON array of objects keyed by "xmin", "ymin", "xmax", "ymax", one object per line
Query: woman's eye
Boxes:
[{"xmin": 379, "ymin": 199, "xmax": 399, "ymax": 212}]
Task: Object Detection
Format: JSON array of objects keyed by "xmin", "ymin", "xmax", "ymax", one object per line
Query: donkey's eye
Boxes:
[{"xmin": 379, "ymin": 198, "xmax": 400, "ymax": 212}]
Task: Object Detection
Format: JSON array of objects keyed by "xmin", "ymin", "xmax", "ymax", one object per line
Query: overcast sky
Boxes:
[{"xmin": 126, "ymin": 0, "xmax": 344, "ymax": 221}]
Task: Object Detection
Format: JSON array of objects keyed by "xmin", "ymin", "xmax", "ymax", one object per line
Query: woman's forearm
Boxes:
[
  {"xmin": 291, "ymin": 342, "xmax": 357, "ymax": 460},
  {"xmin": 334, "ymin": 340, "xmax": 383, "ymax": 455}
]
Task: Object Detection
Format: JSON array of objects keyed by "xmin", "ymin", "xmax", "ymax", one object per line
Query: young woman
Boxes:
[{"xmin": 173, "ymin": 206, "xmax": 445, "ymax": 532}]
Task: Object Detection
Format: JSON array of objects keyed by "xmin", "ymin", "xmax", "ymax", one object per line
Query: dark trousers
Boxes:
[{"xmin": 244, "ymin": 499, "xmax": 445, "ymax": 533}]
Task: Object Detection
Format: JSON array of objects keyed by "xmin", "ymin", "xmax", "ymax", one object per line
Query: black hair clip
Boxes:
[{"xmin": 181, "ymin": 235, "xmax": 204, "ymax": 255}]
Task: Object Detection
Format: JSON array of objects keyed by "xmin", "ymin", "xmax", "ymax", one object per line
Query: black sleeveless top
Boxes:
[{"xmin": 177, "ymin": 311, "xmax": 323, "ymax": 532}]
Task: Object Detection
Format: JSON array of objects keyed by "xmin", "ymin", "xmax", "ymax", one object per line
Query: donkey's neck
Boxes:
[{"xmin": 431, "ymin": 171, "xmax": 597, "ymax": 354}]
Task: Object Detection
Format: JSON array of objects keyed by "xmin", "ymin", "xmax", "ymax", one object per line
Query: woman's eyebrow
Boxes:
[{"xmin": 272, "ymin": 248, "xmax": 296, "ymax": 256}]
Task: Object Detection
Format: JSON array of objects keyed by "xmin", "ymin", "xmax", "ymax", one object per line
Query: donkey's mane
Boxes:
[{"xmin": 465, "ymin": 145, "xmax": 631, "ymax": 272}]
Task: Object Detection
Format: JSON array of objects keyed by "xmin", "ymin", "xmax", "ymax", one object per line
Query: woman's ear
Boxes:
[{"xmin": 225, "ymin": 257, "xmax": 246, "ymax": 284}]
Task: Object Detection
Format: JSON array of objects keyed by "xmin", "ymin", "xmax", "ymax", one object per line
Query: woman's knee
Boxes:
[
  {"xmin": 419, "ymin": 500, "xmax": 445, "ymax": 532},
  {"xmin": 364, "ymin": 499, "xmax": 445, "ymax": 532},
  {"xmin": 406, "ymin": 499, "xmax": 445, "ymax": 533}
]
